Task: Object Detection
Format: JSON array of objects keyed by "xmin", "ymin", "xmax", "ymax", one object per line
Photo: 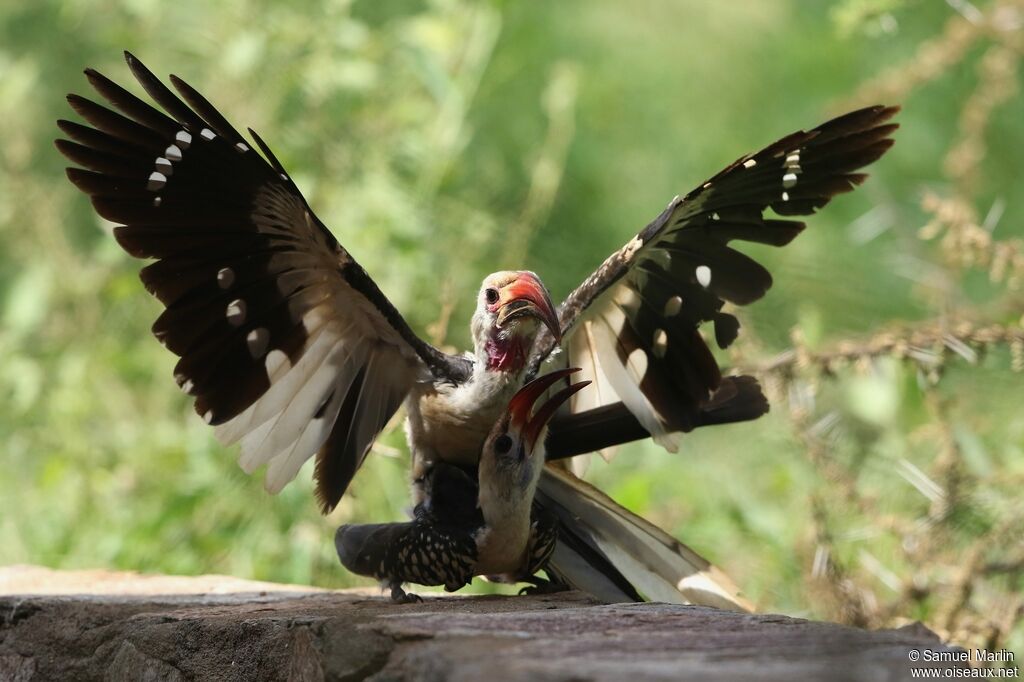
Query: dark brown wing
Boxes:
[
  {"xmin": 545, "ymin": 375, "xmax": 769, "ymax": 460},
  {"xmin": 58, "ymin": 52, "xmax": 471, "ymax": 511},
  {"xmin": 528, "ymin": 106, "xmax": 898, "ymax": 451}
]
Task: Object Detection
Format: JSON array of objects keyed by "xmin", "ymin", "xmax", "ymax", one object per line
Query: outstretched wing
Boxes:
[
  {"xmin": 58, "ymin": 52, "xmax": 471, "ymax": 511},
  {"xmin": 528, "ymin": 106, "xmax": 899, "ymax": 450}
]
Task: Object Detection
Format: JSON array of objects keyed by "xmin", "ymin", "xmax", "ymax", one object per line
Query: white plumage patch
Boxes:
[
  {"xmin": 246, "ymin": 328, "xmax": 269, "ymax": 357},
  {"xmin": 264, "ymin": 349, "xmax": 290, "ymax": 377},
  {"xmin": 625, "ymin": 347, "xmax": 649, "ymax": 381},
  {"xmin": 590, "ymin": 308, "xmax": 674, "ymax": 449},
  {"xmin": 235, "ymin": 326, "xmax": 359, "ymax": 472},
  {"xmin": 217, "ymin": 267, "xmax": 235, "ymax": 289},
  {"xmin": 652, "ymin": 329, "xmax": 668, "ymax": 359},
  {"xmin": 146, "ymin": 172, "xmax": 166, "ymax": 191},
  {"xmin": 696, "ymin": 265, "xmax": 712, "ymax": 288},
  {"xmin": 216, "ymin": 314, "xmax": 337, "ymax": 448},
  {"xmin": 226, "ymin": 299, "xmax": 246, "ymax": 326},
  {"xmin": 570, "ymin": 320, "xmax": 622, "ymax": 415},
  {"xmin": 263, "ymin": 353, "xmax": 360, "ymax": 493}
]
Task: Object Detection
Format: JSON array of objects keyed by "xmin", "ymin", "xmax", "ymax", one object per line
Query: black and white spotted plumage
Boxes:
[
  {"xmin": 335, "ymin": 516, "xmax": 480, "ymax": 599},
  {"xmin": 531, "ymin": 105, "xmax": 899, "ymax": 454},
  {"xmin": 336, "ymin": 461, "xmax": 482, "ymax": 598},
  {"xmin": 335, "ymin": 370, "xmax": 580, "ymax": 601},
  {"xmin": 337, "ymin": 442, "xmax": 750, "ymax": 609},
  {"xmin": 58, "ymin": 52, "xmax": 471, "ymax": 511},
  {"xmin": 338, "ymin": 440, "xmax": 749, "ymax": 608},
  {"xmin": 334, "ymin": 464, "xmax": 560, "ymax": 600},
  {"xmin": 333, "ymin": 366, "xmax": 754, "ymax": 608}
]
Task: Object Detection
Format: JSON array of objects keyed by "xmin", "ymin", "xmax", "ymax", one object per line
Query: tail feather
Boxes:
[
  {"xmin": 537, "ymin": 466, "xmax": 753, "ymax": 611},
  {"xmin": 545, "ymin": 541, "xmax": 642, "ymax": 603}
]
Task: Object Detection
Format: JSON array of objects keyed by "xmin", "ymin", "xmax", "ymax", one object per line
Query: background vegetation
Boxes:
[{"xmin": 1, "ymin": 0, "xmax": 1021, "ymax": 666}]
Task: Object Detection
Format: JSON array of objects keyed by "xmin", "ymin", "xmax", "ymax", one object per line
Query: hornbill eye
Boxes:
[
  {"xmin": 484, "ymin": 288, "xmax": 500, "ymax": 305},
  {"xmin": 493, "ymin": 434, "xmax": 513, "ymax": 454}
]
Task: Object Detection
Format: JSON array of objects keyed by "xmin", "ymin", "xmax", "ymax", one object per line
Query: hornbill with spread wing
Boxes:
[{"xmin": 57, "ymin": 52, "xmax": 897, "ymax": 605}]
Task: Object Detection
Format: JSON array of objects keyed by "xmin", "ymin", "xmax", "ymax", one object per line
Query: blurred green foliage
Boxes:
[{"xmin": 1, "ymin": 0, "xmax": 1021, "ymax": 661}]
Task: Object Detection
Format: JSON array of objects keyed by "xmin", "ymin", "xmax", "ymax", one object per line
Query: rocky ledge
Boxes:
[{"xmin": 0, "ymin": 565, "xmax": 966, "ymax": 681}]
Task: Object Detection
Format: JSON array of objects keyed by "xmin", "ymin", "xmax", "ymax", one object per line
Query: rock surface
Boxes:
[{"xmin": 1, "ymin": 565, "xmax": 966, "ymax": 681}]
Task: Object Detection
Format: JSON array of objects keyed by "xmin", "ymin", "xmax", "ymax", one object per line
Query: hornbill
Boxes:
[
  {"xmin": 337, "ymin": 369, "xmax": 750, "ymax": 608},
  {"xmin": 335, "ymin": 368, "xmax": 586, "ymax": 603},
  {"xmin": 57, "ymin": 52, "xmax": 898, "ymax": 604}
]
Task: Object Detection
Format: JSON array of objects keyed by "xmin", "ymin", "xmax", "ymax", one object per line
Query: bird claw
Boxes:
[
  {"xmin": 390, "ymin": 585, "xmax": 424, "ymax": 604},
  {"xmin": 517, "ymin": 577, "xmax": 569, "ymax": 596}
]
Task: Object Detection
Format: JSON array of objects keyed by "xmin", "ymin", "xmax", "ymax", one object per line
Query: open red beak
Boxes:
[
  {"xmin": 508, "ymin": 367, "xmax": 589, "ymax": 451},
  {"xmin": 496, "ymin": 272, "xmax": 561, "ymax": 343}
]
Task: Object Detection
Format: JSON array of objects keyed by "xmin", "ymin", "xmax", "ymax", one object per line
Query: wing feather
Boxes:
[
  {"xmin": 589, "ymin": 311, "xmax": 678, "ymax": 450},
  {"xmin": 528, "ymin": 105, "xmax": 899, "ymax": 451},
  {"xmin": 220, "ymin": 310, "xmax": 336, "ymax": 448},
  {"xmin": 264, "ymin": 357, "xmax": 357, "ymax": 494},
  {"xmin": 246, "ymin": 337, "xmax": 367, "ymax": 483},
  {"xmin": 58, "ymin": 52, "xmax": 472, "ymax": 510}
]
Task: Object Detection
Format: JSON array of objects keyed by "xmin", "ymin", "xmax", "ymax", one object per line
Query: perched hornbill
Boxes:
[
  {"xmin": 335, "ymin": 368, "xmax": 586, "ymax": 602},
  {"xmin": 57, "ymin": 52, "xmax": 897, "ymax": 604}
]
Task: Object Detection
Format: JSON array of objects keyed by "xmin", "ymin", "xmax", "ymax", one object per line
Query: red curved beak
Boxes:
[
  {"xmin": 496, "ymin": 272, "xmax": 561, "ymax": 343},
  {"xmin": 508, "ymin": 367, "xmax": 589, "ymax": 451}
]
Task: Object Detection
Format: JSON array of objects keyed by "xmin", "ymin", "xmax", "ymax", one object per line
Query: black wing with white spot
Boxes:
[
  {"xmin": 58, "ymin": 52, "xmax": 471, "ymax": 511},
  {"xmin": 528, "ymin": 105, "xmax": 898, "ymax": 451}
]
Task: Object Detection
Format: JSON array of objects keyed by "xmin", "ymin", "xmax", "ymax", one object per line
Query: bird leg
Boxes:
[{"xmin": 388, "ymin": 582, "xmax": 424, "ymax": 604}]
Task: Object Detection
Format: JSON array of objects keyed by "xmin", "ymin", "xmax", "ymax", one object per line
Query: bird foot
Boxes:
[
  {"xmin": 390, "ymin": 584, "xmax": 424, "ymax": 604},
  {"xmin": 517, "ymin": 577, "xmax": 570, "ymax": 596}
]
